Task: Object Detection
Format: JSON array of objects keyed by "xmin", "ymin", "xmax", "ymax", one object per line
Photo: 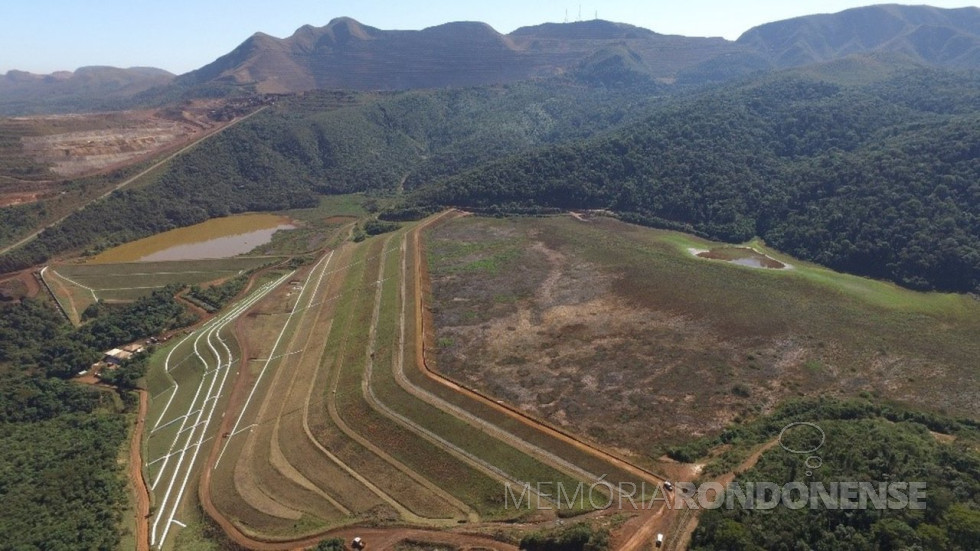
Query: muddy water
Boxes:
[
  {"xmin": 689, "ymin": 246, "xmax": 790, "ymax": 270},
  {"xmin": 731, "ymin": 257, "xmax": 773, "ymax": 268},
  {"xmin": 89, "ymin": 214, "xmax": 295, "ymax": 263}
]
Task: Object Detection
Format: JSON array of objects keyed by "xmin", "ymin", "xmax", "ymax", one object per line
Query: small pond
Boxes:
[
  {"xmin": 89, "ymin": 214, "xmax": 295, "ymax": 263},
  {"xmin": 689, "ymin": 246, "xmax": 790, "ymax": 270}
]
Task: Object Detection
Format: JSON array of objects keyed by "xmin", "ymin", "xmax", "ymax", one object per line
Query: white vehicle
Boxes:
[{"xmin": 656, "ymin": 533, "xmax": 665, "ymax": 547}]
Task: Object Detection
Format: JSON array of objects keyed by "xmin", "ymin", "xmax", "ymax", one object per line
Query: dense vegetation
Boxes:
[
  {"xmin": 313, "ymin": 538, "xmax": 346, "ymax": 551},
  {"xmin": 408, "ymin": 67, "xmax": 980, "ymax": 293},
  {"xmin": 3, "ymin": 63, "xmax": 979, "ymax": 294},
  {"xmin": 99, "ymin": 352, "xmax": 150, "ymax": 389},
  {"xmin": 186, "ymin": 275, "xmax": 248, "ymax": 313},
  {"xmin": 1, "ymin": 288, "xmax": 191, "ymax": 379},
  {"xmin": 0, "ymin": 374, "xmax": 129, "ymax": 549},
  {"xmin": 681, "ymin": 399, "xmax": 980, "ymax": 550},
  {"xmin": 520, "ymin": 522, "xmax": 611, "ymax": 551},
  {"xmin": 0, "ymin": 289, "xmax": 197, "ymax": 548}
]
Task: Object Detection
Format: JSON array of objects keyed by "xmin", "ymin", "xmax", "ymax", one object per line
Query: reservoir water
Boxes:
[{"xmin": 89, "ymin": 213, "xmax": 295, "ymax": 263}]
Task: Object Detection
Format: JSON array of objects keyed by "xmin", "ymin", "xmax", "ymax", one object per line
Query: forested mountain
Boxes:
[
  {"xmin": 738, "ymin": 4, "xmax": 980, "ymax": 69},
  {"xmin": 5, "ymin": 5, "xmax": 980, "ymax": 114},
  {"xmin": 3, "ymin": 58, "xmax": 979, "ymax": 294},
  {"xmin": 0, "ymin": 66, "xmax": 174, "ymax": 115},
  {"xmin": 406, "ymin": 64, "xmax": 980, "ymax": 294},
  {"xmin": 0, "ymin": 79, "xmax": 660, "ymax": 271}
]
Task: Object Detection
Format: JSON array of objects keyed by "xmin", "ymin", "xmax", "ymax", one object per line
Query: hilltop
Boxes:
[
  {"xmin": 4, "ymin": 4, "xmax": 980, "ymax": 112},
  {"xmin": 176, "ymin": 17, "xmax": 746, "ymax": 93},
  {"xmin": 738, "ymin": 3, "xmax": 980, "ymax": 68}
]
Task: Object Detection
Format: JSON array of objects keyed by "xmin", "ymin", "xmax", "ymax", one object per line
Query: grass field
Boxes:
[
  {"xmin": 427, "ymin": 214, "xmax": 980, "ymax": 458},
  {"xmin": 59, "ymin": 257, "xmax": 279, "ymax": 291},
  {"xmin": 45, "ymin": 256, "xmax": 281, "ymax": 323},
  {"xmin": 143, "ymin": 272, "xmax": 296, "ymax": 550}
]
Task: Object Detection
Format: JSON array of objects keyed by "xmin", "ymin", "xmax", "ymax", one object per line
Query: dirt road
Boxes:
[
  {"xmin": 183, "ymin": 211, "xmax": 672, "ymax": 550},
  {"xmin": 129, "ymin": 390, "xmax": 151, "ymax": 551},
  {"xmin": 666, "ymin": 439, "xmax": 780, "ymax": 551}
]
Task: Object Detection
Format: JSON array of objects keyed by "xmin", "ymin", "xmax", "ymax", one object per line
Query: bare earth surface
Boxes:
[
  {"xmin": 426, "ymin": 215, "xmax": 980, "ymax": 456},
  {"xmin": 0, "ymin": 98, "xmax": 265, "ymax": 207}
]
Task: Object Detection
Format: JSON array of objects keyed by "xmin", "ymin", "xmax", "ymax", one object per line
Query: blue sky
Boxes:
[{"xmin": 1, "ymin": 1, "xmax": 974, "ymax": 74}]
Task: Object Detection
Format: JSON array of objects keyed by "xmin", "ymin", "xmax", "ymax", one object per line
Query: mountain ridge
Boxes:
[
  {"xmin": 0, "ymin": 66, "xmax": 176, "ymax": 114},
  {"xmin": 174, "ymin": 5, "xmax": 980, "ymax": 94},
  {"xmin": 172, "ymin": 16, "xmax": 751, "ymax": 93},
  {"xmin": 3, "ymin": 4, "xmax": 980, "ymax": 113},
  {"xmin": 737, "ymin": 4, "xmax": 980, "ymax": 68}
]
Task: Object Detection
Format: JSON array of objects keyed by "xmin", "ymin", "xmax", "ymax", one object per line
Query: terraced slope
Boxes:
[{"xmin": 138, "ymin": 213, "xmax": 668, "ymax": 549}]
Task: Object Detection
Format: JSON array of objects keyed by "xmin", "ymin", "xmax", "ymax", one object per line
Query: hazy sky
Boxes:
[{"xmin": 1, "ymin": 1, "xmax": 975, "ymax": 74}]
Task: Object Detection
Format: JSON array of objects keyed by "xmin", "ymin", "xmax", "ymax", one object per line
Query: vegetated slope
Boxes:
[
  {"xmin": 411, "ymin": 63, "xmax": 980, "ymax": 293},
  {"xmin": 178, "ymin": 17, "xmax": 749, "ymax": 93},
  {"xmin": 688, "ymin": 399, "xmax": 980, "ymax": 551},
  {"xmin": 738, "ymin": 4, "xmax": 980, "ymax": 69},
  {"xmin": 0, "ymin": 66, "xmax": 174, "ymax": 115},
  {"xmin": 0, "ymin": 80, "xmax": 658, "ymax": 272},
  {"xmin": 176, "ymin": 6, "xmax": 980, "ymax": 94}
]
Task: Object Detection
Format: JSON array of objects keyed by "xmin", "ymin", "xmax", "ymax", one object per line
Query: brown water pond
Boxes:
[{"xmin": 89, "ymin": 214, "xmax": 295, "ymax": 263}]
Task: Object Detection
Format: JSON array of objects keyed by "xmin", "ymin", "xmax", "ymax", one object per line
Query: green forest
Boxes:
[
  {"xmin": 1, "ymin": 288, "xmax": 193, "ymax": 379},
  {"xmin": 683, "ymin": 399, "xmax": 980, "ymax": 550},
  {"xmin": 0, "ymin": 376, "xmax": 129, "ymax": 550},
  {"xmin": 0, "ymin": 291, "xmax": 196, "ymax": 548},
  {"xmin": 186, "ymin": 275, "xmax": 248, "ymax": 313},
  {"xmin": 407, "ymin": 67, "xmax": 980, "ymax": 293}
]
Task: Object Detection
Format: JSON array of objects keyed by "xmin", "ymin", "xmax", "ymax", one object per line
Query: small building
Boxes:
[
  {"xmin": 121, "ymin": 343, "xmax": 145, "ymax": 354},
  {"xmin": 104, "ymin": 348, "xmax": 133, "ymax": 365}
]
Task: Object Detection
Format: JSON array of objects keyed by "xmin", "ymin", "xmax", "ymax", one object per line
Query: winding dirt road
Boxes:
[
  {"xmin": 168, "ymin": 210, "xmax": 675, "ymax": 550},
  {"xmin": 130, "ymin": 390, "xmax": 151, "ymax": 551}
]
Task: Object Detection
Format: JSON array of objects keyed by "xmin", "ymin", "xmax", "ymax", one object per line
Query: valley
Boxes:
[{"xmin": 100, "ymin": 206, "xmax": 979, "ymax": 550}]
